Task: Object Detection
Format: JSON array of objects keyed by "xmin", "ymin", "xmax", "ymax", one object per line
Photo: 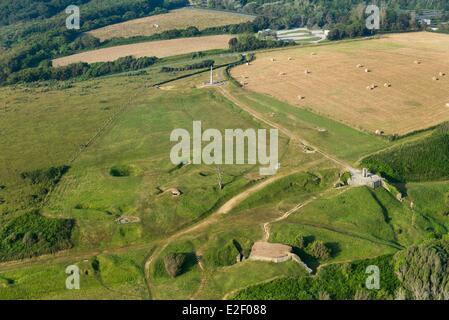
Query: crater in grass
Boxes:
[{"xmin": 109, "ymin": 165, "xmax": 135, "ymax": 177}]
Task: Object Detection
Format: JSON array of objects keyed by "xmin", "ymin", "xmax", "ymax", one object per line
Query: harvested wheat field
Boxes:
[
  {"xmin": 53, "ymin": 35, "xmax": 234, "ymax": 67},
  {"xmin": 88, "ymin": 7, "xmax": 255, "ymax": 41},
  {"xmin": 232, "ymin": 32, "xmax": 449, "ymax": 135}
]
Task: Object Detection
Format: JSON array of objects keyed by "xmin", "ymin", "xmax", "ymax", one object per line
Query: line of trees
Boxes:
[
  {"xmin": 161, "ymin": 59, "xmax": 215, "ymax": 72},
  {"xmin": 0, "ymin": 0, "xmax": 187, "ymax": 85},
  {"xmin": 6, "ymin": 56, "xmax": 157, "ymax": 84},
  {"xmin": 200, "ymin": 0, "xmax": 449, "ymax": 30},
  {"xmin": 228, "ymin": 33, "xmax": 293, "ymax": 52}
]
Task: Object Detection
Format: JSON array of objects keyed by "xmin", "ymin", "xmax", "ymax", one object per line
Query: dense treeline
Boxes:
[
  {"xmin": 361, "ymin": 124, "xmax": 449, "ymax": 182},
  {"xmin": 0, "ymin": 0, "xmax": 187, "ymax": 85},
  {"xmin": 201, "ymin": 0, "xmax": 447, "ymax": 40},
  {"xmin": 0, "ymin": 0, "xmax": 90, "ymax": 26},
  {"xmin": 200, "ymin": 0, "xmax": 449, "ymax": 29},
  {"xmin": 228, "ymin": 33, "xmax": 293, "ymax": 52},
  {"xmin": 161, "ymin": 59, "xmax": 214, "ymax": 72},
  {"xmin": 6, "ymin": 56, "xmax": 157, "ymax": 84}
]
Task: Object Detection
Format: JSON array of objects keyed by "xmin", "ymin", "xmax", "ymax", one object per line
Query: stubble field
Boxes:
[
  {"xmin": 53, "ymin": 35, "xmax": 234, "ymax": 66},
  {"xmin": 88, "ymin": 7, "xmax": 255, "ymax": 41},
  {"xmin": 232, "ymin": 32, "xmax": 449, "ymax": 136}
]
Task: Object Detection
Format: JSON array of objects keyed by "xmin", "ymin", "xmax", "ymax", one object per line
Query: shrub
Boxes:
[
  {"xmin": 308, "ymin": 240, "xmax": 331, "ymax": 260},
  {"xmin": 164, "ymin": 253, "xmax": 187, "ymax": 278}
]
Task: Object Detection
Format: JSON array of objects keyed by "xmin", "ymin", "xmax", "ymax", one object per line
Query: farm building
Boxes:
[{"xmin": 348, "ymin": 168, "xmax": 383, "ymax": 189}]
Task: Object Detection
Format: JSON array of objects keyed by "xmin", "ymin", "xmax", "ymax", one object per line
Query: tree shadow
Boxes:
[{"xmin": 181, "ymin": 252, "xmax": 198, "ymax": 274}]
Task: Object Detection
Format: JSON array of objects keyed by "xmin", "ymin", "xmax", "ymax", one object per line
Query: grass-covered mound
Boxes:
[
  {"xmin": 203, "ymin": 238, "xmax": 251, "ymax": 268},
  {"xmin": 361, "ymin": 128, "xmax": 449, "ymax": 182},
  {"xmin": 0, "ymin": 211, "xmax": 74, "ymax": 262}
]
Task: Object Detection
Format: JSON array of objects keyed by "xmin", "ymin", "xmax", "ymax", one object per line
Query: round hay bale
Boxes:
[
  {"xmin": 288, "ymin": 57, "xmax": 293, "ymax": 61},
  {"xmin": 433, "ymin": 76, "xmax": 439, "ymax": 81},
  {"xmin": 446, "ymin": 103, "xmax": 449, "ymax": 107},
  {"xmin": 279, "ymin": 72, "xmax": 286, "ymax": 76},
  {"xmin": 304, "ymin": 69, "xmax": 310, "ymax": 75},
  {"xmin": 270, "ymin": 58, "xmax": 275, "ymax": 62},
  {"xmin": 414, "ymin": 60, "xmax": 421, "ymax": 64},
  {"xmin": 439, "ymin": 72, "xmax": 446, "ymax": 77},
  {"xmin": 365, "ymin": 68, "xmax": 370, "ymax": 73},
  {"xmin": 297, "ymin": 95, "xmax": 305, "ymax": 100},
  {"xmin": 384, "ymin": 83, "xmax": 391, "ymax": 87}
]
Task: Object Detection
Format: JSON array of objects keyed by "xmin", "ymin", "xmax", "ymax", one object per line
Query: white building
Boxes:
[{"xmin": 348, "ymin": 168, "xmax": 383, "ymax": 189}]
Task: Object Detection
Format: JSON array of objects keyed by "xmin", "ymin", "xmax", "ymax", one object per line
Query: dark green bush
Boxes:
[
  {"xmin": 307, "ymin": 240, "xmax": 331, "ymax": 260},
  {"xmin": 0, "ymin": 211, "xmax": 74, "ymax": 261}
]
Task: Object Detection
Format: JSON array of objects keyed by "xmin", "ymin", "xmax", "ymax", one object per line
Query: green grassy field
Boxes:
[
  {"xmin": 0, "ymin": 248, "xmax": 149, "ymax": 299},
  {"xmin": 227, "ymin": 86, "xmax": 389, "ymax": 164},
  {"xmin": 2, "ymin": 36, "xmax": 449, "ymax": 300}
]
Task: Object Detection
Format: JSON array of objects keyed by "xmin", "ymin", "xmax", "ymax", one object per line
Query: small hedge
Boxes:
[{"xmin": 164, "ymin": 253, "xmax": 188, "ymax": 278}]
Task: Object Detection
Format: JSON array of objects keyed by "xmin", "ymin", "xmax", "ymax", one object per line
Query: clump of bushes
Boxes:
[
  {"xmin": 295, "ymin": 235, "xmax": 332, "ymax": 261},
  {"xmin": 0, "ymin": 210, "xmax": 74, "ymax": 262},
  {"xmin": 20, "ymin": 165, "xmax": 70, "ymax": 205},
  {"xmin": 308, "ymin": 240, "xmax": 332, "ymax": 260},
  {"xmin": 164, "ymin": 253, "xmax": 188, "ymax": 278},
  {"xmin": 228, "ymin": 33, "xmax": 293, "ymax": 52},
  {"xmin": 21, "ymin": 165, "xmax": 69, "ymax": 185}
]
